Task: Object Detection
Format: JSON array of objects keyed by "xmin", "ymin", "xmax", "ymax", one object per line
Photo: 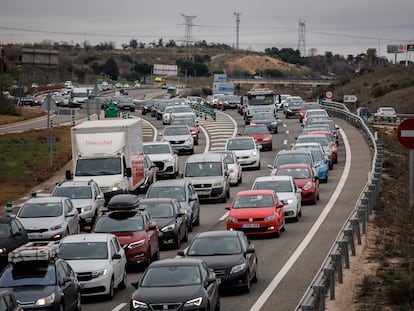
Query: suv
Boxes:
[
  {"xmin": 51, "ymin": 180, "xmax": 105, "ymax": 229},
  {"xmin": 58, "ymin": 233, "xmax": 127, "ymax": 299},
  {"xmin": 143, "ymin": 141, "xmax": 179, "ymax": 178},
  {"xmin": 92, "ymin": 194, "xmax": 160, "ymax": 267},
  {"xmin": 0, "ymin": 241, "xmax": 81, "ymax": 311},
  {"xmin": 161, "ymin": 125, "xmax": 194, "ymax": 154},
  {"xmin": 183, "ymin": 153, "xmax": 231, "ymax": 203}
]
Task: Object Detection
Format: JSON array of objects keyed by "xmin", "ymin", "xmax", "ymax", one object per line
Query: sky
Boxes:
[{"xmin": 1, "ymin": 0, "xmax": 413, "ymax": 62}]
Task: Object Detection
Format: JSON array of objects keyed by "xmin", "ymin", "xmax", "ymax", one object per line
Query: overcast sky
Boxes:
[{"xmin": 1, "ymin": 0, "xmax": 413, "ymax": 61}]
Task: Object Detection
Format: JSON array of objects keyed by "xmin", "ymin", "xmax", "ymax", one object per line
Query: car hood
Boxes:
[
  {"xmin": 293, "ymin": 178, "xmax": 312, "ymax": 188},
  {"xmin": 134, "ymin": 285, "xmax": 203, "ymax": 304},
  {"xmin": 146, "ymin": 153, "xmax": 173, "ymax": 162},
  {"xmin": 187, "ymin": 254, "xmax": 243, "ymax": 269},
  {"xmin": 162, "ymin": 134, "xmax": 191, "ymax": 141},
  {"xmin": 185, "ymin": 176, "xmax": 222, "ymax": 184},
  {"xmin": 111, "ymin": 231, "xmax": 146, "ymax": 245},
  {"xmin": 231, "ymin": 149, "xmax": 257, "ymax": 157},
  {"xmin": 18, "ymin": 216, "xmax": 64, "ymax": 229},
  {"xmin": 275, "ymin": 192, "xmax": 296, "ymax": 200},
  {"xmin": 229, "ymin": 207, "xmax": 274, "ymax": 218},
  {"xmin": 11, "ymin": 285, "xmax": 56, "ymax": 304},
  {"xmin": 152, "ymin": 218, "xmax": 175, "ymax": 229},
  {"xmin": 69, "ymin": 199, "xmax": 93, "ymax": 208},
  {"xmin": 65, "ymin": 259, "xmax": 109, "ymax": 273}
]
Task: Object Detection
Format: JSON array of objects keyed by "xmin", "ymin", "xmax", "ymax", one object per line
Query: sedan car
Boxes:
[
  {"xmin": 130, "ymin": 258, "xmax": 220, "ymax": 311},
  {"xmin": 137, "ymin": 198, "xmax": 188, "ymax": 249},
  {"xmin": 92, "ymin": 194, "xmax": 160, "ymax": 267},
  {"xmin": 225, "ymin": 189, "xmax": 285, "ymax": 237},
  {"xmin": 219, "ymin": 95, "xmax": 241, "ymax": 110},
  {"xmin": 112, "ymin": 96, "xmax": 136, "ymax": 112},
  {"xmin": 373, "ymin": 106, "xmax": 397, "ymax": 122},
  {"xmin": 225, "ymin": 136, "xmax": 261, "ymax": 170},
  {"xmin": 252, "ymin": 176, "xmax": 302, "ymax": 222},
  {"xmin": 177, "ymin": 230, "xmax": 258, "ymax": 293},
  {"xmin": 0, "ymin": 217, "xmax": 29, "ymax": 271},
  {"xmin": 145, "ymin": 179, "xmax": 200, "ymax": 232},
  {"xmin": 58, "ymin": 233, "xmax": 127, "ymax": 299},
  {"xmin": 16, "ymin": 196, "xmax": 79, "ymax": 241},
  {"xmin": 161, "ymin": 125, "xmax": 194, "ymax": 154},
  {"xmin": 242, "ymin": 124, "xmax": 273, "ymax": 151},
  {"xmin": 273, "ymin": 164, "xmax": 320, "ymax": 205}
]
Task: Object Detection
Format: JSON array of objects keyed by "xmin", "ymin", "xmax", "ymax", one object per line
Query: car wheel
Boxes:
[
  {"xmin": 59, "ymin": 303, "xmax": 64, "ymax": 311},
  {"xmin": 75, "ymin": 291, "xmax": 81, "ymax": 311},
  {"xmin": 252, "ymin": 262, "xmax": 258, "ymax": 283},
  {"xmin": 194, "ymin": 213, "xmax": 200, "ymax": 226},
  {"xmin": 174, "ymin": 235, "xmax": 181, "ymax": 249},
  {"xmin": 243, "ymin": 271, "xmax": 251, "ymax": 293},
  {"xmin": 221, "ymin": 194, "xmax": 227, "ymax": 203},
  {"xmin": 153, "ymin": 247, "xmax": 160, "ymax": 261},
  {"xmin": 238, "ymin": 174, "xmax": 242, "ymax": 185},
  {"xmin": 107, "ymin": 277, "xmax": 114, "ymax": 300},
  {"xmin": 256, "ymin": 161, "xmax": 261, "ymax": 170},
  {"xmin": 183, "ymin": 226, "xmax": 189, "ymax": 242},
  {"xmin": 145, "ymin": 249, "xmax": 152, "ymax": 267},
  {"xmin": 298, "ymin": 208, "xmax": 302, "ymax": 217},
  {"xmin": 274, "ymin": 127, "xmax": 278, "ymax": 134},
  {"xmin": 215, "ymin": 296, "xmax": 221, "ymax": 311},
  {"xmin": 226, "ymin": 188, "xmax": 230, "ymax": 199},
  {"xmin": 188, "ymin": 218, "xmax": 193, "ymax": 233},
  {"xmin": 275, "ymin": 223, "xmax": 281, "ymax": 238},
  {"xmin": 281, "ymin": 218, "xmax": 286, "ymax": 232},
  {"xmin": 118, "ymin": 268, "xmax": 127, "ymax": 290}
]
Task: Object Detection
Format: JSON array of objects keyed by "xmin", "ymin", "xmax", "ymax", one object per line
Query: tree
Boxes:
[
  {"xmin": 101, "ymin": 57, "xmax": 119, "ymax": 80},
  {"xmin": 157, "ymin": 38, "xmax": 164, "ymax": 47},
  {"xmin": 165, "ymin": 40, "xmax": 176, "ymax": 47},
  {"xmin": 129, "ymin": 39, "xmax": 138, "ymax": 49}
]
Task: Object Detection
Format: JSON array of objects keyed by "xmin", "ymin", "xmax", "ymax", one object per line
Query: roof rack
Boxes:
[{"xmin": 8, "ymin": 241, "xmax": 59, "ymax": 263}]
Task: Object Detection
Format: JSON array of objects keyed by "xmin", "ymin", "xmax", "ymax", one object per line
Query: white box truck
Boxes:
[{"xmin": 66, "ymin": 118, "xmax": 146, "ymax": 202}]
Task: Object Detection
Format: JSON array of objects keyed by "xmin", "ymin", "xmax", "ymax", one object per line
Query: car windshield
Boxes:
[
  {"xmin": 171, "ymin": 119, "xmax": 195, "ymax": 127},
  {"xmin": 276, "ymin": 168, "xmax": 310, "ymax": 179},
  {"xmin": 188, "ymin": 236, "xmax": 242, "ymax": 256},
  {"xmin": 297, "ymin": 136, "xmax": 329, "ymax": 148},
  {"xmin": 0, "ymin": 224, "xmax": 10, "ymax": 238},
  {"xmin": 140, "ymin": 203, "xmax": 174, "ymax": 218},
  {"xmin": 294, "ymin": 147, "xmax": 324, "ymax": 161},
  {"xmin": 252, "ymin": 180, "xmax": 293, "ymax": 192},
  {"xmin": 53, "ymin": 186, "xmax": 92, "ymax": 199},
  {"xmin": 251, "ymin": 113, "xmax": 273, "ymax": 121},
  {"xmin": 75, "ymin": 157, "xmax": 121, "ymax": 176},
  {"xmin": 141, "ymin": 265, "xmax": 201, "ymax": 287},
  {"xmin": 233, "ymin": 195, "xmax": 273, "ymax": 208},
  {"xmin": 59, "ymin": 242, "xmax": 108, "ymax": 260},
  {"xmin": 274, "ymin": 154, "xmax": 311, "ymax": 167},
  {"xmin": 226, "ymin": 139, "xmax": 254, "ymax": 150},
  {"xmin": 244, "ymin": 126, "xmax": 268, "ymax": 135},
  {"xmin": 164, "ymin": 127, "xmax": 189, "ymax": 136},
  {"xmin": 18, "ymin": 202, "xmax": 62, "ymax": 218},
  {"xmin": 94, "ymin": 214, "xmax": 144, "ymax": 232},
  {"xmin": 185, "ymin": 162, "xmax": 222, "ymax": 177},
  {"xmin": 144, "ymin": 144, "xmax": 171, "ymax": 154},
  {"xmin": 301, "ymin": 104, "xmax": 320, "ymax": 110},
  {"xmin": 147, "ymin": 186, "xmax": 186, "ymax": 201},
  {"xmin": 0, "ymin": 261, "xmax": 56, "ymax": 286},
  {"xmin": 172, "ymin": 106, "xmax": 192, "ymax": 113}
]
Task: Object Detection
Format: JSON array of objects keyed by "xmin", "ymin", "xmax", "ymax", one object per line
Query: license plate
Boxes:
[{"xmin": 242, "ymin": 224, "xmax": 260, "ymax": 228}]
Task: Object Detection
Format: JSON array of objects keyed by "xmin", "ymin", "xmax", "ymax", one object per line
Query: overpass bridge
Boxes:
[{"xmin": 228, "ymin": 78, "xmax": 334, "ymax": 87}]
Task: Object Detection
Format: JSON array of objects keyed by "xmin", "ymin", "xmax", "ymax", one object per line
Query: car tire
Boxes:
[
  {"xmin": 183, "ymin": 226, "xmax": 189, "ymax": 242},
  {"xmin": 252, "ymin": 263, "xmax": 258, "ymax": 283},
  {"xmin": 59, "ymin": 303, "xmax": 64, "ymax": 311},
  {"xmin": 238, "ymin": 174, "xmax": 242, "ymax": 185},
  {"xmin": 226, "ymin": 188, "xmax": 230, "ymax": 199},
  {"xmin": 107, "ymin": 277, "xmax": 114, "ymax": 300},
  {"xmin": 75, "ymin": 291, "xmax": 82, "ymax": 311},
  {"xmin": 118, "ymin": 268, "xmax": 127, "ymax": 290},
  {"xmin": 243, "ymin": 271, "xmax": 251, "ymax": 293},
  {"xmin": 256, "ymin": 161, "xmax": 261, "ymax": 170},
  {"xmin": 215, "ymin": 296, "xmax": 221, "ymax": 311},
  {"xmin": 274, "ymin": 127, "xmax": 278, "ymax": 134},
  {"xmin": 221, "ymin": 194, "xmax": 227, "ymax": 203},
  {"xmin": 194, "ymin": 213, "xmax": 200, "ymax": 226},
  {"xmin": 174, "ymin": 235, "xmax": 181, "ymax": 249},
  {"xmin": 153, "ymin": 247, "xmax": 160, "ymax": 261},
  {"xmin": 188, "ymin": 218, "xmax": 193, "ymax": 233}
]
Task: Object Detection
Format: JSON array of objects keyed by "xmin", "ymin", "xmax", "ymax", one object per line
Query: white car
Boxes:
[
  {"xmin": 211, "ymin": 150, "xmax": 242, "ymax": 186},
  {"xmin": 224, "ymin": 136, "xmax": 261, "ymax": 170},
  {"xmin": 58, "ymin": 233, "xmax": 127, "ymax": 299},
  {"xmin": 373, "ymin": 106, "xmax": 397, "ymax": 122},
  {"xmin": 143, "ymin": 141, "xmax": 179, "ymax": 178},
  {"xmin": 252, "ymin": 175, "xmax": 302, "ymax": 222}
]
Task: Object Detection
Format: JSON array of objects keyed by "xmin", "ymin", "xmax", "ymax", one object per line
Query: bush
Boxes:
[
  {"xmin": 371, "ymin": 86, "xmax": 391, "ymax": 97},
  {"xmin": 0, "ymin": 97, "xmax": 20, "ymax": 116}
]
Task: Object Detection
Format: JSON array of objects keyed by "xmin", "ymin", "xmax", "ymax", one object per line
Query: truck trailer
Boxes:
[{"xmin": 66, "ymin": 118, "xmax": 146, "ymax": 202}]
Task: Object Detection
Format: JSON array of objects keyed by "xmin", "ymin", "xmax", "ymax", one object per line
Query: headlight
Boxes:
[
  {"xmin": 213, "ymin": 180, "xmax": 223, "ymax": 187},
  {"xmin": 131, "ymin": 300, "xmax": 148, "ymax": 309},
  {"xmin": 228, "ymin": 216, "xmax": 238, "ymax": 223},
  {"xmin": 282, "ymin": 199, "xmax": 294, "ymax": 205},
  {"xmin": 81, "ymin": 205, "xmax": 93, "ymax": 213},
  {"xmin": 271, "ymin": 121, "xmax": 277, "ymax": 126},
  {"xmin": 91, "ymin": 269, "xmax": 107, "ymax": 278},
  {"xmin": 264, "ymin": 215, "xmax": 275, "ymax": 221},
  {"xmin": 303, "ymin": 181, "xmax": 312, "ymax": 190},
  {"xmin": 0, "ymin": 248, "xmax": 6, "ymax": 254},
  {"xmin": 230, "ymin": 262, "xmax": 246, "ymax": 274},
  {"xmin": 111, "ymin": 181, "xmax": 122, "ymax": 192},
  {"xmin": 161, "ymin": 224, "xmax": 175, "ymax": 232},
  {"xmin": 185, "ymin": 297, "xmax": 203, "ymax": 307},
  {"xmin": 50, "ymin": 222, "xmax": 63, "ymax": 230},
  {"xmin": 36, "ymin": 292, "xmax": 55, "ymax": 306},
  {"xmin": 252, "ymin": 151, "xmax": 258, "ymax": 157},
  {"xmin": 128, "ymin": 240, "xmax": 145, "ymax": 249}
]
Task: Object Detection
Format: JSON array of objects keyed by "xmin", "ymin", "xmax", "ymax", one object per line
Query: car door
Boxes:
[
  {"xmin": 57, "ymin": 261, "xmax": 78, "ymax": 311},
  {"xmin": 10, "ymin": 219, "xmax": 28, "ymax": 249},
  {"xmin": 93, "ymin": 183, "xmax": 105, "ymax": 215},
  {"xmin": 201, "ymin": 261, "xmax": 219, "ymax": 306},
  {"xmin": 64, "ymin": 199, "xmax": 78, "ymax": 234},
  {"xmin": 241, "ymin": 234, "xmax": 257, "ymax": 278},
  {"xmin": 187, "ymin": 183, "xmax": 199, "ymax": 221},
  {"xmin": 173, "ymin": 200, "xmax": 186, "ymax": 241}
]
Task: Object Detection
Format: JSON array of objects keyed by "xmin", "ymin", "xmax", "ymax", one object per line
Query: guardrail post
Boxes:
[
  {"xmin": 344, "ymin": 228, "xmax": 356, "ymax": 256},
  {"xmin": 361, "ymin": 196, "xmax": 371, "ymax": 216},
  {"xmin": 313, "ymin": 285, "xmax": 325, "ymax": 311},
  {"xmin": 6, "ymin": 202, "xmax": 13, "ymax": 217},
  {"xmin": 323, "ymin": 268, "xmax": 335, "ymax": 300},
  {"xmin": 301, "ymin": 305, "xmax": 315, "ymax": 311},
  {"xmin": 357, "ymin": 206, "xmax": 367, "ymax": 234},
  {"xmin": 331, "ymin": 253, "xmax": 343, "ymax": 283},
  {"xmin": 351, "ymin": 218, "xmax": 362, "ymax": 244},
  {"xmin": 338, "ymin": 240, "xmax": 350, "ymax": 268}
]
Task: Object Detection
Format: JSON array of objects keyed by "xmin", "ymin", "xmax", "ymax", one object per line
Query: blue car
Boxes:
[
  {"xmin": 250, "ymin": 112, "xmax": 279, "ymax": 133},
  {"xmin": 292, "ymin": 143, "xmax": 329, "ymax": 183}
]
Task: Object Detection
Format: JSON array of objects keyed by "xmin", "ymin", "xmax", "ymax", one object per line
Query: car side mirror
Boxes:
[
  {"xmin": 13, "ymin": 231, "xmax": 22, "ymax": 237},
  {"xmin": 131, "ymin": 281, "xmax": 139, "ymax": 289},
  {"xmin": 277, "ymin": 202, "xmax": 284, "ymax": 208},
  {"xmin": 177, "ymin": 250, "xmax": 185, "ymax": 257},
  {"xmin": 224, "ymin": 205, "xmax": 230, "ymax": 210},
  {"xmin": 148, "ymin": 223, "xmax": 157, "ymax": 231},
  {"xmin": 125, "ymin": 167, "xmax": 132, "ymax": 177},
  {"xmin": 112, "ymin": 253, "xmax": 122, "ymax": 260}
]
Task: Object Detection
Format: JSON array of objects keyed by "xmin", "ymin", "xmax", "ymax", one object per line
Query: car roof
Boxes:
[
  {"xmin": 149, "ymin": 179, "xmax": 189, "ymax": 187},
  {"xmin": 60, "ymin": 233, "xmax": 114, "ymax": 243},
  {"xmin": 277, "ymin": 149, "xmax": 312, "ymax": 156},
  {"xmin": 193, "ymin": 230, "xmax": 241, "ymax": 239},
  {"xmin": 235, "ymin": 189, "xmax": 275, "ymax": 196},
  {"xmin": 22, "ymin": 196, "xmax": 67, "ymax": 204},
  {"xmin": 186, "ymin": 153, "xmax": 223, "ymax": 162},
  {"xmin": 149, "ymin": 258, "xmax": 203, "ymax": 268},
  {"xmin": 254, "ymin": 175, "xmax": 293, "ymax": 182}
]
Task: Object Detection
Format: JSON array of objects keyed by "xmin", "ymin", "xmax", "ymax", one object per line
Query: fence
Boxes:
[{"xmin": 295, "ymin": 100, "xmax": 383, "ymax": 310}]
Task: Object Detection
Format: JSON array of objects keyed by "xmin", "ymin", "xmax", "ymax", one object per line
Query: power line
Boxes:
[{"xmin": 298, "ymin": 19, "xmax": 306, "ymax": 56}]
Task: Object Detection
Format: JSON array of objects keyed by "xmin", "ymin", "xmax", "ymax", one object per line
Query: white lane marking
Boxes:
[
  {"xmin": 142, "ymin": 119, "xmax": 157, "ymax": 141},
  {"xmin": 219, "ymin": 211, "xmax": 229, "ymax": 221},
  {"xmin": 112, "ymin": 303, "xmax": 127, "ymax": 311},
  {"xmin": 202, "ymin": 125, "xmax": 210, "ymax": 154},
  {"xmin": 249, "ymin": 128, "xmax": 352, "ymax": 311}
]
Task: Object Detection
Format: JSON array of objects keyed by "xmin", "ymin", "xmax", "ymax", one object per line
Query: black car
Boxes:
[
  {"xmin": 130, "ymin": 258, "xmax": 220, "ymax": 311},
  {"xmin": 177, "ymin": 230, "xmax": 258, "ymax": 293},
  {"xmin": 137, "ymin": 198, "xmax": 188, "ymax": 249},
  {"xmin": 113, "ymin": 97, "xmax": 135, "ymax": 112},
  {"xmin": 0, "ymin": 288, "xmax": 23, "ymax": 311},
  {"xmin": 356, "ymin": 107, "xmax": 371, "ymax": 118},
  {"xmin": 0, "ymin": 241, "xmax": 81, "ymax": 311},
  {"xmin": 0, "ymin": 217, "xmax": 29, "ymax": 271},
  {"xmin": 141, "ymin": 99, "xmax": 155, "ymax": 115}
]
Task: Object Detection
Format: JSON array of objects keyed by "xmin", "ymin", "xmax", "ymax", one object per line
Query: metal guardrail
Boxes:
[
  {"xmin": 295, "ymin": 100, "xmax": 383, "ymax": 311},
  {"xmin": 189, "ymin": 102, "xmax": 217, "ymax": 121}
]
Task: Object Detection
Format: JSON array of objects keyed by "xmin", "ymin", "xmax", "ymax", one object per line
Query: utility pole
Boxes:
[
  {"xmin": 181, "ymin": 14, "xmax": 197, "ymax": 60},
  {"xmin": 234, "ymin": 12, "xmax": 242, "ymax": 50},
  {"xmin": 298, "ymin": 19, "xmax": 306, "ymax": 57},
  {"xmin": 0, "ymin": 47, "xmax": 4, "ymax": 94}
]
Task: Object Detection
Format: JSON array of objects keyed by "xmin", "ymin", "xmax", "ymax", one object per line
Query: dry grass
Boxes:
[{"xmin": 0, "ymin": 107, "xmax": 46, "ymax": 125}]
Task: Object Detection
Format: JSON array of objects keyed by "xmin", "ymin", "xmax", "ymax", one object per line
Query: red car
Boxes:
[
  {"xmin": 242, "ymin": 124, "xmax": 273, "ymax": 151},
  {"xmin": 273, "ymin": 164, "xmax": 320, "ymax": 205},
  {"xmin": 225, "ymin": 189, "xmax": 285, "ymax": 237},
  {"xmin": 298, "ymin": 102, "xmax": 323, "ymax": 123}
]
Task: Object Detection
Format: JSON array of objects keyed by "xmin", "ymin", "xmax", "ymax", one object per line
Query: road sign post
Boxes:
[{"xmin": 397, "ymin": 118, "xmax": 414, "ymax": 208}]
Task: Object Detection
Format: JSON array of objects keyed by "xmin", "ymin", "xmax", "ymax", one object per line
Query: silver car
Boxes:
[
  {"xmin": 16, "ymin": 196, "xmax": 79, "ymax": 241},
  {"xmin": 161, "ymin": 125, "xmax": 194, "ymax": 154}
]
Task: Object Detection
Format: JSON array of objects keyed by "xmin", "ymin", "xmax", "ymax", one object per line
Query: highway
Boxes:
[{"xmin": 3, "ymin": 90, "xmax": 372, "ymax": 310}]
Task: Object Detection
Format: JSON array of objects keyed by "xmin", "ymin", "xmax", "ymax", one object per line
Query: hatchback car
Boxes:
[
  {"xmin": 51, "ymin": 179, "xmax": 105, "ymax": 229},
  {"xmin": 243, "ymin": 124, "xmax": 273, "ymax": 151},
  {"xmin": 137, "ymin": 198, "xmax": 188, "ymax": 249},
  {"xmin": 225, "ymin": 136, "xmax": 261, "ymax": 170},
  {"xmin": 145, "ymin": 179, "xmax": 200, "ymax": 232},
  {"xmin": 177, "ymin": 230, "xmax": 258, "ymax": 293},
  {"xmin": 273, "ymin": 164, "xmax": 320, "ymax": 204},
  {"xmin": 92, "ymin": 194, "xmax": 160, "ymax": 267},
  {"xmin": 16, "ymin": 197, "xmax": 79, "ymax": 241},
  {"xmin": 161, "ymin": 125, "xmax": 194, "ymax": 154},
  {"xmin": 292, "ymin": 142, "xmax": 329, "ymax": 183},
  {"xmin": 0, "ymin": 217, "xmax": 29, "ymax": 271},
  {"xmin": 112, "ymin": 96, "xmax": 135, "ymax": 112},
  {"xmin": 252, "ymin": 176, "xmax": 302, "ymax": 222},
  {"xmin": 268, "ymin": 149, "xmax": 316, "ymax": 176},
  {"xmin": 130, "ymin": 258, "xmax": 220, "ymax": 311},
  {"xmin": 211, "ymin": 150, "xmax": 242, "ymax": 186},
  {"xmin": 249, "ymin": 112, "xmax": 278, "ymax": 133},
  {"xmin": 225, "ymin": 190, "xmax": 285, "ymax": 237},
  {"xmin": 58, "ymin": 233, "xmax": 127, "ymax": 299},
  {"xmin": 295, "ymin": 134, "xmax": 333, "ymax": 170}
]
